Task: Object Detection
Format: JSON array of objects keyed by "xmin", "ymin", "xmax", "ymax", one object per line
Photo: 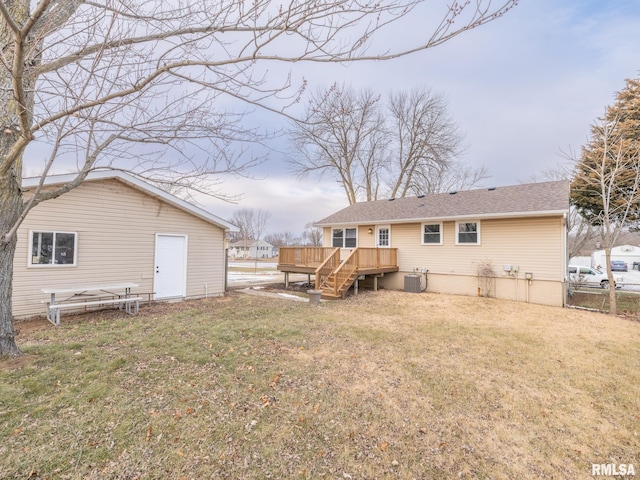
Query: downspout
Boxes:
[
  {"xmin": 562, "ymin": 212, "xmax": 568, "ymax": 307},
  {"xmin": 224, "ymin": 236, "xmax": 229, "ymax": 293}
]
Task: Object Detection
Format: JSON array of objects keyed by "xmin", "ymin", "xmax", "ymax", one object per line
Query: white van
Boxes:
[{"xmin": 568, "ymin": 265, "xmax": 622, "ymax": 289}]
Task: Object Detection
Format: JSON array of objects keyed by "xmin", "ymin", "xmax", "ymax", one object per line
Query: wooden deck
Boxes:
[{"xmin": 278, "ymin": 247, "xmax": 399, "ymax": 299}]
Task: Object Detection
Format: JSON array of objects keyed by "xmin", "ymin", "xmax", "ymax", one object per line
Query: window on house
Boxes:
[
  {"xmin": 422, "ymin": 223, "xmax": 442, "ymax": 245},
  {"xmin": 456, "ymin": 221, "xmax": 480, "ymax": 244},
  {"xmin": 332, "ymin": 227, "xmax": 357, "ymax": 248},
  {"xmin": 30, "ymin": 231, "xmax": 77, "ymax": 266}
]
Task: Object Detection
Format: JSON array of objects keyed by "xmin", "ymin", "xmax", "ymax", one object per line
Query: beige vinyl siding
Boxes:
[
  {"xmin": 387, "ymin": 216, "xmax": 564, "ymax": 281},
  {"xmin": 13, "ymin": 179, "xmax": 225, "ymax": 319},
  {"xmin": 322, "ymin": 215, "xmax": 566, "ymax": 307},
  {"xmin": 381, "ymin": 216, "xmax": 565, "ymax": 306}
]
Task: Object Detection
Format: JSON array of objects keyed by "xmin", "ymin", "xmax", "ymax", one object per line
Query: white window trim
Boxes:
[
  {"xmin": 331, "ymin": 226, "xmax": 358, "ymax": 248},
  {"xmin": 455, "ymin": 220, "xmax": 481, "ymax": 245},
  {"xmin": 421, "ymin": 222, "xmax": 443, "ymax": 246},
  {"xmin": 28, "ymin": 230, "xmax": 78, "ymax": 267}
]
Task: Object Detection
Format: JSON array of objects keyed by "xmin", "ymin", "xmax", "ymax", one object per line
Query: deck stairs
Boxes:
[
  {"xmin": 316, "ymin": 248, "xmax": 360, "ymax": 299},
  {"xmin": 277, "ymin": 246, "xmax": 399, "ymax": 300},
  {"xmin": 318, "ymin": 269, "xmax": 359, "ymax": 299}
]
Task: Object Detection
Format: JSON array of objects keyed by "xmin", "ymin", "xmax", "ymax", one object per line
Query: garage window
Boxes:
[{"xmin": 30, "ymin": 231, "xmax": 77, "ymax": 266}]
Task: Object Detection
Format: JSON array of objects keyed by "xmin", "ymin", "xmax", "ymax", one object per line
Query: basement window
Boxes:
[{"xmin": 29, "ymin": 231, "xmax": 77, "ymax": 266}]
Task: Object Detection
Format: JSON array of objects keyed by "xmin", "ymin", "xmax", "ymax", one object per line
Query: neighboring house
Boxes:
[
  {"xmin": 591, "ymin": 245, "xmax": 640, "ymax": 271},
  {"xmin": 291, "ymin": 180, "xmax": 570, "ymax": 307},
  {"xmin": 13, "ymin": 171, "xmax": 236, "ymax": 319},
  {"xmin": 250, "ymin": 240, "xmax": 274, "ymax": 258},
  {"xmin": 228, "ymin": 240, "xmax": 274, "ymax": 259}
]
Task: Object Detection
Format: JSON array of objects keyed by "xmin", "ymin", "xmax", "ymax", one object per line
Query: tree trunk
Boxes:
[
  {"xmin": 0, "ymin": 171, "xmax": 22, "ymax": 356},
  {"xmin": 604, "ymin": 247, "xmax": 618, "ymax": 316}
]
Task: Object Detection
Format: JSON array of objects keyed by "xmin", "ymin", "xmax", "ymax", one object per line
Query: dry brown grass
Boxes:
[{"xmin": 1, "ymin": 290, "xmax": 639, "ymax": 479}]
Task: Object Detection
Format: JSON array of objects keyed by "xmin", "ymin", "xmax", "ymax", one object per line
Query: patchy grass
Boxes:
[{"xmin": 2, "ymin": 291, "xmax": 639, "ymax": 479}]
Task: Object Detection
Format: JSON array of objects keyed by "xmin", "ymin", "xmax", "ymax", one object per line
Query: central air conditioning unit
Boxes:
[{"xmin": 404, "ymin": 274, "xmax": 422, "ymax": 293}]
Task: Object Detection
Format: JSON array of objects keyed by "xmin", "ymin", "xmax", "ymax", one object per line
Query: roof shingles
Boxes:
[{"xmin": 315, "ymin": 180, "xmax": 570, "ymax": 226}]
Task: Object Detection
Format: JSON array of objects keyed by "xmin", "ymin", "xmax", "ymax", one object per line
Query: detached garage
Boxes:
[{"xmin": 13, "ymin": 171, "xmax": 235, "ymax": 319}]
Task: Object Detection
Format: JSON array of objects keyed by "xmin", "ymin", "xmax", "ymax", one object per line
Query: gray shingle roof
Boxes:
[{"xmin": 315, "ymin": 180, "xmax": 570, "ymax": 226}]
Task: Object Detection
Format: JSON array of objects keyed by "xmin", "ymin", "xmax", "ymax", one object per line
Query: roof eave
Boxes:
[{"xmin": 315, "ymin": 209, "xmax": 570, "ymax": 227}]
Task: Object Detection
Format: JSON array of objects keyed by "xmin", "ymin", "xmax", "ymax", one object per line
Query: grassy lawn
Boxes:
[{"xmin": 1, "ymin": 291, "xmax": 639, "ymax": 479}]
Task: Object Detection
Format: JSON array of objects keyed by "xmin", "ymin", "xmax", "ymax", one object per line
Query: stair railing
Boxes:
[
  {"xmin": 314, "ymin": 248, "xmax": 341, "ymax": 290},
  {"xmin": 330, "ymin": 248, "xmax": 359, "ymax": 297}
]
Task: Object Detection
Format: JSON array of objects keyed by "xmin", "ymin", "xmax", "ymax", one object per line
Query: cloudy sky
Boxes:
[{"xmin": 202, "ymin": 0, "xmax": 640, "ymax": 235}]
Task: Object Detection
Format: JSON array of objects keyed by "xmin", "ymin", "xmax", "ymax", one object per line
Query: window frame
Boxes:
[
  {"xmin": 421, "ymin": 222, "xmax": 443, "ymax": 245},
  {"xmin": 455, "ymin": 221, "xmax": 481, "ymax": 245},
  {"xmin": 332, "ymin": 227, "xmax": 358, "ymax": 248},
  {"xmin": 29, "ymin": 230, "xmax": 78, "ymax": 267}
]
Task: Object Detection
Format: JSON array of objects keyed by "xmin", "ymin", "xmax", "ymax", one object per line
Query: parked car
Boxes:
[
  {"xmin": 610, "ymin": 260, "xmax": 628, "ymax": 272},
  {"xmin": 568, "ymin": 265, "xmax": 622, "ymax": 289}
]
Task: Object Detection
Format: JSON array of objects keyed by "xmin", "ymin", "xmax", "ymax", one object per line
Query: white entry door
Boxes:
[
  {"xmin": 376, "ymin": 225, "xmax": 390, "ymax": 248},
  {"xmin": 154, "ymin": 234, "xmax": 187, "ymax": 299}
]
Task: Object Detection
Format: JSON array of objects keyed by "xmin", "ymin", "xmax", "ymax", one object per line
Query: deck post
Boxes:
[
  {"xmin": 374, "ymin": 275, "xmax": 378, "ymax": 291},
  {"xmin": 354, "ymin": 278, "xmax": 358, "ymax": 295},
  {"xmin": 285, "ymin": 272, "xmax": 289, "ymax": 288}
]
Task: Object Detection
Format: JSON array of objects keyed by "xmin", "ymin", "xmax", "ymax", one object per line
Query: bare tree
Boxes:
[
  {"xmin": 418, "ymin": 160, "xmax": 490, "ymax": 194},
  {"xmin": 252, "ymin": 209, "xmax": 271, "ymax": 244},
  {"xmin": 228, "ymin": 208, "xmax": 271, "ymax": 258},
  {"xmin": 386, "ymin": 88, "xmax": 467, "ymax": 197},
  {"xmin": 290, "ymin": 85, "xmax": 480, "ymax": 203},
  {"xmin": 228, "ymin": 209, "xmax": 255, "ymax": 245},
  {"xmin": 302, "ymin": 222, "xmax": 323, "ymax": 246},
  {"xmin": 265, "ymin": 232, "xmax": 301, "ymax": 247},
  {"xmin": 571, "ymin": 117, "xmax": 640, "ymax": 315},
  {"xmin": 0, "ymin": 0, "xmax": 517, "ymax": 355},
  {"xmin": 289, "ymin": 85, "xmax": 387, "ymax": 204}
]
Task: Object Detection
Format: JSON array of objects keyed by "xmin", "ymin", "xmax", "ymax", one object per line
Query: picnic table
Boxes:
[{"xmin": 42, "ymin": 282, "xmax": 141, "ymax": 326}]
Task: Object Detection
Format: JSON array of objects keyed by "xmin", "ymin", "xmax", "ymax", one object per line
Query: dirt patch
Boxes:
[{"xmin": 0, "ymin": 353, "xmax": 37, "ymax": 371}]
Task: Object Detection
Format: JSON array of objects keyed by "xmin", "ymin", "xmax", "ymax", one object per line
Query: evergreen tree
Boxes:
[
  {"xmin": 571, "ymin": 78, "xmax": 640, "ymax": 226},
  {"xmin": 570, "ymin": 77, "xmax": 640, "ymax": 316}
]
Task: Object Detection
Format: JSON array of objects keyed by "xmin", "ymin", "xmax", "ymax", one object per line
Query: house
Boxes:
[
  {"xmin": 228, "ymin": 240, "xmax": 274, "ymax": 259},
  {"xmin": 13, "ymin": 171, "xmax": 236, "ymax": 319},
  {"xmin": 279, "ymin": 181, "xmax": 570, "ymax": 306}
]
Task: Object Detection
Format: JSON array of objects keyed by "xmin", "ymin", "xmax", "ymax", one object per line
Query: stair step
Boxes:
[{"xmin": 321, "ymin": 292, "xmax": 341, "ymax": 300}]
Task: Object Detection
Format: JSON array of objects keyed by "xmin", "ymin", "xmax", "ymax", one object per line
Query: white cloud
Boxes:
[{"xmin": 201, "ymin": 174, "xmax": 347, "ymax": 235}]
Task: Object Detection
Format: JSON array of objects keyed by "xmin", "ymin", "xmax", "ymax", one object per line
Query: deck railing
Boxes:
[
  {"xmin": 278, "ymin": 246, "xmax": 398, "ymax": 297},
  {"xmin": 278, "ymin": 247, "xmax": 336, "ymax": 267},
  {"xmin": 356, "ymin": 248, "xmax": 398, "ymax": 268}
]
